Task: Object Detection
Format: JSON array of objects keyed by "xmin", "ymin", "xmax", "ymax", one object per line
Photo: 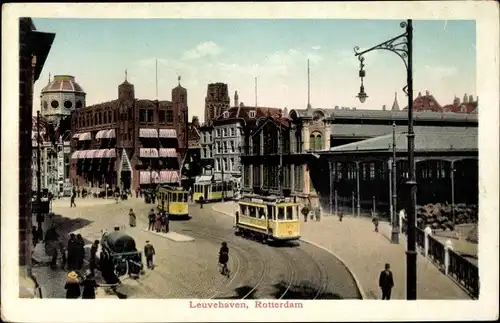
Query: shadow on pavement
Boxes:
[
  {"xmin": 215, "ymin": 285, "xmax": 258, "ymax": 299},
  {"xmin": 50, "ymin": 214, "xmax": 93, "ymax": 245},
  {"xmin": 267, "ymin": 241, "xmax": 300, "ymax": 248},
  {"xmin": 273, "ymin": 280, "xmax": 343, "ymax": 299}
]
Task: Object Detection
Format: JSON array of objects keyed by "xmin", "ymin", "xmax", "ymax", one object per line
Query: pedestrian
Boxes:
[
  {"xmin": 135, "ymin": 188, "xmax": 139, "ymax": 198},
  {"xmin": 77, "ymin": 187, "xmax": 81, "ymax": 198},
  {"xmin": 147, "ymin": 209, "xmax": 155, "ymax": 230},
  {"xmin": 338, "ymin": 211, "xmax": 343, "ymax": 222},
  {"xmin": 70, "ymin": 192, "xmax": 76, "ymax": 208},
  {"xmin": 160, "ymin": 212, "xmax": 166, "ymax": 232},
  {"xmin": 67, "ymin": 233, "xmax": 77, "ymax": 270},
  {"xmin": 164, "ymin": 212, "xmax": 170, "ymax": 233},
  {"xmin": 129, "ymin": 208, "xmax": 137, "ymax": 228},
  {"xmin": 76, "ymin": 234, "xmax": 85, "ymax": 270},
  {"xmin": 301, "ymin": 206, "xmax": 309, "ymax": 223},
  {"xmin": 199, "ymin": 196, "xmax": 204, "ymax": 209},
  {"xmin": 155, "ymin": 212, "xmax": 162, "ymax": 232},
  {"xmin": 80, "ymin": 270, "xmax": 99, "ymax": 299},
  {"xmin": 65, "ymin": 271, "xmax": 81, "ymax": 299},
  {"xmin": 372, "ymin": 216, "xmax": 379, "ymax": 233},
  {"xmin": 379, "ymin": 263, "xmax": 394, "ymax": 300},
  {"xmin": 89, "ymin": 240, "xmax": 99, "ymax": 277},
  {"xmin": 144, "ymin": 240, "xmax": 155, "ymax": 269},
  {"xmin": 32, "ymin": 226, "xmax": 39, "ymax": 247}
]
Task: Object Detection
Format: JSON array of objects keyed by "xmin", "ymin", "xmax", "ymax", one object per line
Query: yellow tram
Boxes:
[
  {"xmin": 157, "ymin": 185, "xmax": 189, "ymax": 219},
  {"xmin": 235, "ymin": 194, "xmax": 301, "ymax": 242},
  {"xmin": 193, "ymin": 181, "xmax": 234, "ymax": 203}
]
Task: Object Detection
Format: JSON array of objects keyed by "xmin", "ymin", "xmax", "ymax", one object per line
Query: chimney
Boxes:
[
  {"xmin": 283, "ymin": 107, "xmax": 289, "ymax": 118},
  {"xmin": 418, "ymin": 92, "xmax": 422, "ymax": 97},
  {"xmin": 453, "ymin": 96, "xmax": 460, "ymax": 106},
  {"xmin": 469, "ymin": 94, "xmax": 473, "ymax": 103},
  {"xmin": 382, "ymin": 105, "xmax": 386, "ymax": 111},
  {"xmin": 425, "ymin": 90, "xmax": 430, "ymax": 96},
  {"xmin": 463, "ymin": 93, "xmax": 468, "ymax": 103}
]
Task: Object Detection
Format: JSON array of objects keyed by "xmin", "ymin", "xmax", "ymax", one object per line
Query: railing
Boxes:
[
  {"xmin": 403, "ymin": 221, "xmax": 479, "ymax": 299},
  {"xmin": 448, "ymin": 249, "xmax": 480, "ymax": 299}
]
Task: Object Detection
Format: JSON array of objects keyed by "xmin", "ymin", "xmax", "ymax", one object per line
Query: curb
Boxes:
[{"xmin": 211, "ymin": 205, "xmax": 367, "ymax": 299}]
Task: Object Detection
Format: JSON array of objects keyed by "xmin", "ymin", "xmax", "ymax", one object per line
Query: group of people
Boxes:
[
  {"xmin": 64, "ymin": 270, "xmax": 100, "ymax": 299},
  {"xmin": 147, "ymin": 208, "xmax": 170, "ymax": 233},
  {"xmin": 66, "ymin": 233, "xmax": 86, "ymax": 271}
]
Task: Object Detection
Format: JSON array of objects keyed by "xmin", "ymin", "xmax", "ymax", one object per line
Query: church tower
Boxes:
[
  {"xmin": 204, "ymin": 82, "xmax": 229, "ymax": 122},
  {"xmin": 117, "ymin": 70, "xmax": 135, "ymax": 147},
  {"xmin": 172, "ymin": 76, "xmax": 189, "ymax": 154}
]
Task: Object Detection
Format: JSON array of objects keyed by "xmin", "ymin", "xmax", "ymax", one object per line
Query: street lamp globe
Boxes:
[{"xmin": 357, "ymin": 84, "xmax": 368, "ymax": 103}]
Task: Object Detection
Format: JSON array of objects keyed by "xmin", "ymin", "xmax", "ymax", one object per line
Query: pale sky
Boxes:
[{"xmin": 32, "ymin": 19, "xmax": 476, "ymax": 121}]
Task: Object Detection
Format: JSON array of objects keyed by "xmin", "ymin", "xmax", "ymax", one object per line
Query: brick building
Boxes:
[
  {"xmin": 403, "ymin": 90, "xmax": 478, "ymax": 114},
  {"xmin": 19, "ymin": 17, "xmax": 55, "ymax": 294},
  {"xmin": 69, "ymin": 75, "xmax": 189, "ymax": 191},
  {"xmin": 204, "ymin": 82, "xmax": 230, "ymax": 123}
]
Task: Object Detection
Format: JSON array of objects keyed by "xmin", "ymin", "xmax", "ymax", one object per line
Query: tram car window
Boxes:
[
  {"xmin": 286, "ymin": 206, "xmax": 294, "ymax": 220},
  {"xmin": 249, "ymin": 206, "xmax": 257, "ymax": 218}
]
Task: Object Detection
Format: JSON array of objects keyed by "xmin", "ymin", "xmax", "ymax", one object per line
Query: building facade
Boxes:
[
  {"xmin": 19, "ymin": 17, "xmax": 55, "ymax": 281},
  {"xmin": 204, "ymin": 82, "xmax": 230, "ymax": 123},
  {"xmin": 31, "ymin": 75, "xmax": 85, "ymax": 196},
  {"xmin": 69, "ymin": 76, "xmax": 189, "ymax": 191}
]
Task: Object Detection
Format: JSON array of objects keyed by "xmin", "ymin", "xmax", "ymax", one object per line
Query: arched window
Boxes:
[
  {"xmin": 310, "ymin": 132, "xmax": 323, "ymax": 151},
  {"xmin": 315, "ymin": 133, "xmax": 323, "ymax": 150}
]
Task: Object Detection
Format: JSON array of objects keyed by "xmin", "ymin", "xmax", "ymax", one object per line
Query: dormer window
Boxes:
[
  {"xmin": 249, "ymin": 110, "xmax": 256, "ymax": 118},
  {"xmin": 223, "ymin": 111, "xmax": 229, "ymax": 118}
]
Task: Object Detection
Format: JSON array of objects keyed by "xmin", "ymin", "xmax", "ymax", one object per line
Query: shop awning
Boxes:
[
  {"xmin": 159, "ymin": 129, "xmax": 177, "ymax": 138},
  {"xmin": 72, "ymin": 133, "xmax": 81, "ymax": 139},
  {"xmin": 105, "ymin": 129, "xmax": 116, "ymax": 139},
  {"xmin": 139, "ymin": 148, "xmax": 159, "ymax": 158},
  {"xmin": 105, "ymin": 149, "xmax": 116, "ymax": 158},
  {"xmin": 196, "ymin": 175, "xmax": 213, "ymax": 183},
  {"xmin": 83, "ymin": 149, "xmax": 97, "ymax": 159},
  {"xmin": 160, "ymin": 170, "xmax": 179, "ymax": 184},
  {"xmin": 95, "ymin": 130, "xmax": 108, "ymax": 139},
  {"xmin": 70, "ymin": 150, "xmax": 84, "ymax": 160},
  {"xmin": 139, "ymin": 171, "xmax": 160, "ymax": 184},
  {"xmin": 159, "ymin": 148, "xmax": 177, "ymax": 158},
  {"xmin": 79, "ymin": 132, "xmax": 91, "ymax": 141},
  {"xmin": 139, "ymin": 128, "xmax": 158, "ymax": 138},
  {"xmin": 94, "ymin": 149, "xmax": 107, "ymax": 158}
]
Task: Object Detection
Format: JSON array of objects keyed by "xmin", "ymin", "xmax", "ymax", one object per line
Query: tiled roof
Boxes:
[
  {"xmin": 324, "ymin": 127, "xmax": 477, "ymax": 153},
  {"xmin": 213, "ymin": 105, "xmax": 284, "ymax": 125},
  {"xmin": 442, "ymin": 102, "xmax": 478, "ymax": 113},
  {"xmin": 41, "ymin": 75, "xmax": 85, "ymax": 94},
  {"xmin": 330, "ymin": 124, "xmax": 478, "ymax": 138},
  {"xmin": 83, "ymin": 99, "xmax": 172, "ymax": 111}
]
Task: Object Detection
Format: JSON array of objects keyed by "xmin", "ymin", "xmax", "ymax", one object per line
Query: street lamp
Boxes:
[{"xmin": 353, "ymin": 19, "xmax": 417, "ymax": 300}]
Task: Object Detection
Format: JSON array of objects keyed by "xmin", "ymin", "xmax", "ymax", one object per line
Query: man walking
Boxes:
[
  {"xmin": 70, "ymin": 191, "xmax": 76, "ymax": 208},
  {"xmin": 378, "ymin": 263, "xmax": 394, "ymax": 300},
  {"xmin": 144, "ymin": 241, "xmax": 156, "ymax": 269},
  {"xmin": 148, "ymin": 209, "xmax": 155, "ymax": 231}
]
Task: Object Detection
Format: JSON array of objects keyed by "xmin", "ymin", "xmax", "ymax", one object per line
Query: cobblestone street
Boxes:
[{"xmin": 33, "ymin": 196, "xmax": 361, "ymax": 299}]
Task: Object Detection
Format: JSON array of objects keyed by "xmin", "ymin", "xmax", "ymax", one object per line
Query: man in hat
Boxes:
[
  {"xmin": 378, "ymin": 263, "xmax": 394, "ymax": 300},
  {"xmin": 148, "ymin": 208, "xmax": 155, "ymax": 231},
  {"xmin": 144, "ymin": 241, "xmax": 156, "ymax": 269},
  {"xmin": 64, "ymin": 271, "xmax": 81, "ymax": 299}
]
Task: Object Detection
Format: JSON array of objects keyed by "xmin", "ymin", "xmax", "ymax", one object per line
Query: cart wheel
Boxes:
[{"xmin": 114, "ymin": 258, "xmax": 129, "ymax": 278}]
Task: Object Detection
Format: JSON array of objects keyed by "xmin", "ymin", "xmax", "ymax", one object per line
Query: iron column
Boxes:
[
  {"xmin": 36, "ymin": 110, "xmax": 42, "ymax": 229},
  {"xmin": 391, "ymin": 121, "xmax": 399, "ymax": 244}
]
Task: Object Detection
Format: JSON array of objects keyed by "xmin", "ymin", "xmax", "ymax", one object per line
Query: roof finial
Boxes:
[
  {"xmin": 178, "ymin": 75, "xmax": 181, "ymax": 86},
  {"xmin": 125, "ymin": 69, "xmax": 128, "ymax": 81},
  {"xmin": 307, "ymin": 59, "xmax": 311, "ymax": 109},
  {"xmin": 48, "ymin": 72, "xmax": 51, "ymax": 84}
]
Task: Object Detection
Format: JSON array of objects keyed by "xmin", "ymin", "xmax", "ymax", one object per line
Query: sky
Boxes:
[{"xmin": 32, "ymin": 19, "xmax": 476, "ymax": 121}]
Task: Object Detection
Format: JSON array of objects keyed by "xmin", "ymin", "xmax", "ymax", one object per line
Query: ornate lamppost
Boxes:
[{"xmin": 353, "ymin": 19, "xmax": 417, "ymax": 300}]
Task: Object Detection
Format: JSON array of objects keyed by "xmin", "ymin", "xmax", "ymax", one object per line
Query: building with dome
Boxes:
[
  {"xmin": 69, "ymin": 73, "xmax": 189, "ymax": 191},
  {"xmin": 33, "ymin": 75, "xmax": 86, "ymax": 196}
]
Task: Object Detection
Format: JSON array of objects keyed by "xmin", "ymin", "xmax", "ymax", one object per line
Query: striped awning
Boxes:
[
  {"xmin": 105, "ymin": 149, "xmax": 116, "ymax": 158},
  {"xmin": 79, "ymin": 132, "xmax": 91, "ymax": 141},
  {"xmin": 159, "ymin": 148, "xmax": 177, "ymax": 158},
  {"xmin": 72, "ymin": 133, "xmax": 80, "ymax": 139},
  {"xmin": 139, "ymin": 148, "xmax": 159, "ymax": 158},
  {"xmin": 159, "ymin": 170, "xmax": 179, "ymax": 184},
  {"xmin": 70, "ymin": 150, "xmax": 84, "ymax": 159},
  {"xmin": 94, "ymin": 149, "xmax": 107, "ymax": 158},
  {"xmin": 139, "ymin": 128, "xmax": 158, "ymax": 138},
  {"xmin": 159, "ymin": 129, "xmax": 177, "ymax": 138},
  {"xmin": 95, "ymin": 130, "xmax": 108, "ymax": 139},
  {"xmin": 139, "ymin": 171, "xmax": 160, "ymax": 184},
  {"xmin": 83, "ymin": 149, "xmax": 97, "ymax": 158},
  {"xmin": 106, "ymin": 129, "xmax": 116, "ymax": 138}
]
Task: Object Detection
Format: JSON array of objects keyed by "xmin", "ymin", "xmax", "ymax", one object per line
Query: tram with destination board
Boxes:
[
  {"xmin": 235, "ymin": 194, "xmax": 301, "ymax": 242},
  {"xmin": 157, "ymin": 185, "xmax": 189, "ymax": 219},
  {"xmin": 193, "ymin": 181, "xmax": 234, "ymax": 203}
]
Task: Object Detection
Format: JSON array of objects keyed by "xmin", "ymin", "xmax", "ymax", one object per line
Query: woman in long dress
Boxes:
[
  {"xmin": 155, "ymin": 213, "xmax": 162, "ymax": 232},
  {"xmin": 129, "ymin": 208, "xmax": 136, "ymax": 227}
]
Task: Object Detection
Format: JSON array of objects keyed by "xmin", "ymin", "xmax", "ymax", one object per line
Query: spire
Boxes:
[
  {"xmin": 48, "ymin": 72, "xmax": 51, "ymax": 84},
  {"xmin": 178, "ymin": 75, "xmax": 181, "ymax": 86},
  {"xmin": 125, "ymin": 69, "xmax": 127, "ymax": 81},
  {"xmin": 391, "ymin": 92, "xmax": 400, "ymax": 111},
  {"xmin": 234, "ymin": 90, "xmax": 239, "ymax": 108},
  {"xmin": 307, "ymin": 59, "xmax": 311, "ymax": 109}
]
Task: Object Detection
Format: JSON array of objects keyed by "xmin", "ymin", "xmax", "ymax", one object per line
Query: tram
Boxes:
[
  {"xmin": 157, "ymin": 185, "xmax": 189, "ymax": 219},
  {"xmin": 193, "ymin": 181, "xmax": 234, "ymax": 203},
  {"xmin": 235, "ymin": 194, "xmax": 301, "ymax": 242}
]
